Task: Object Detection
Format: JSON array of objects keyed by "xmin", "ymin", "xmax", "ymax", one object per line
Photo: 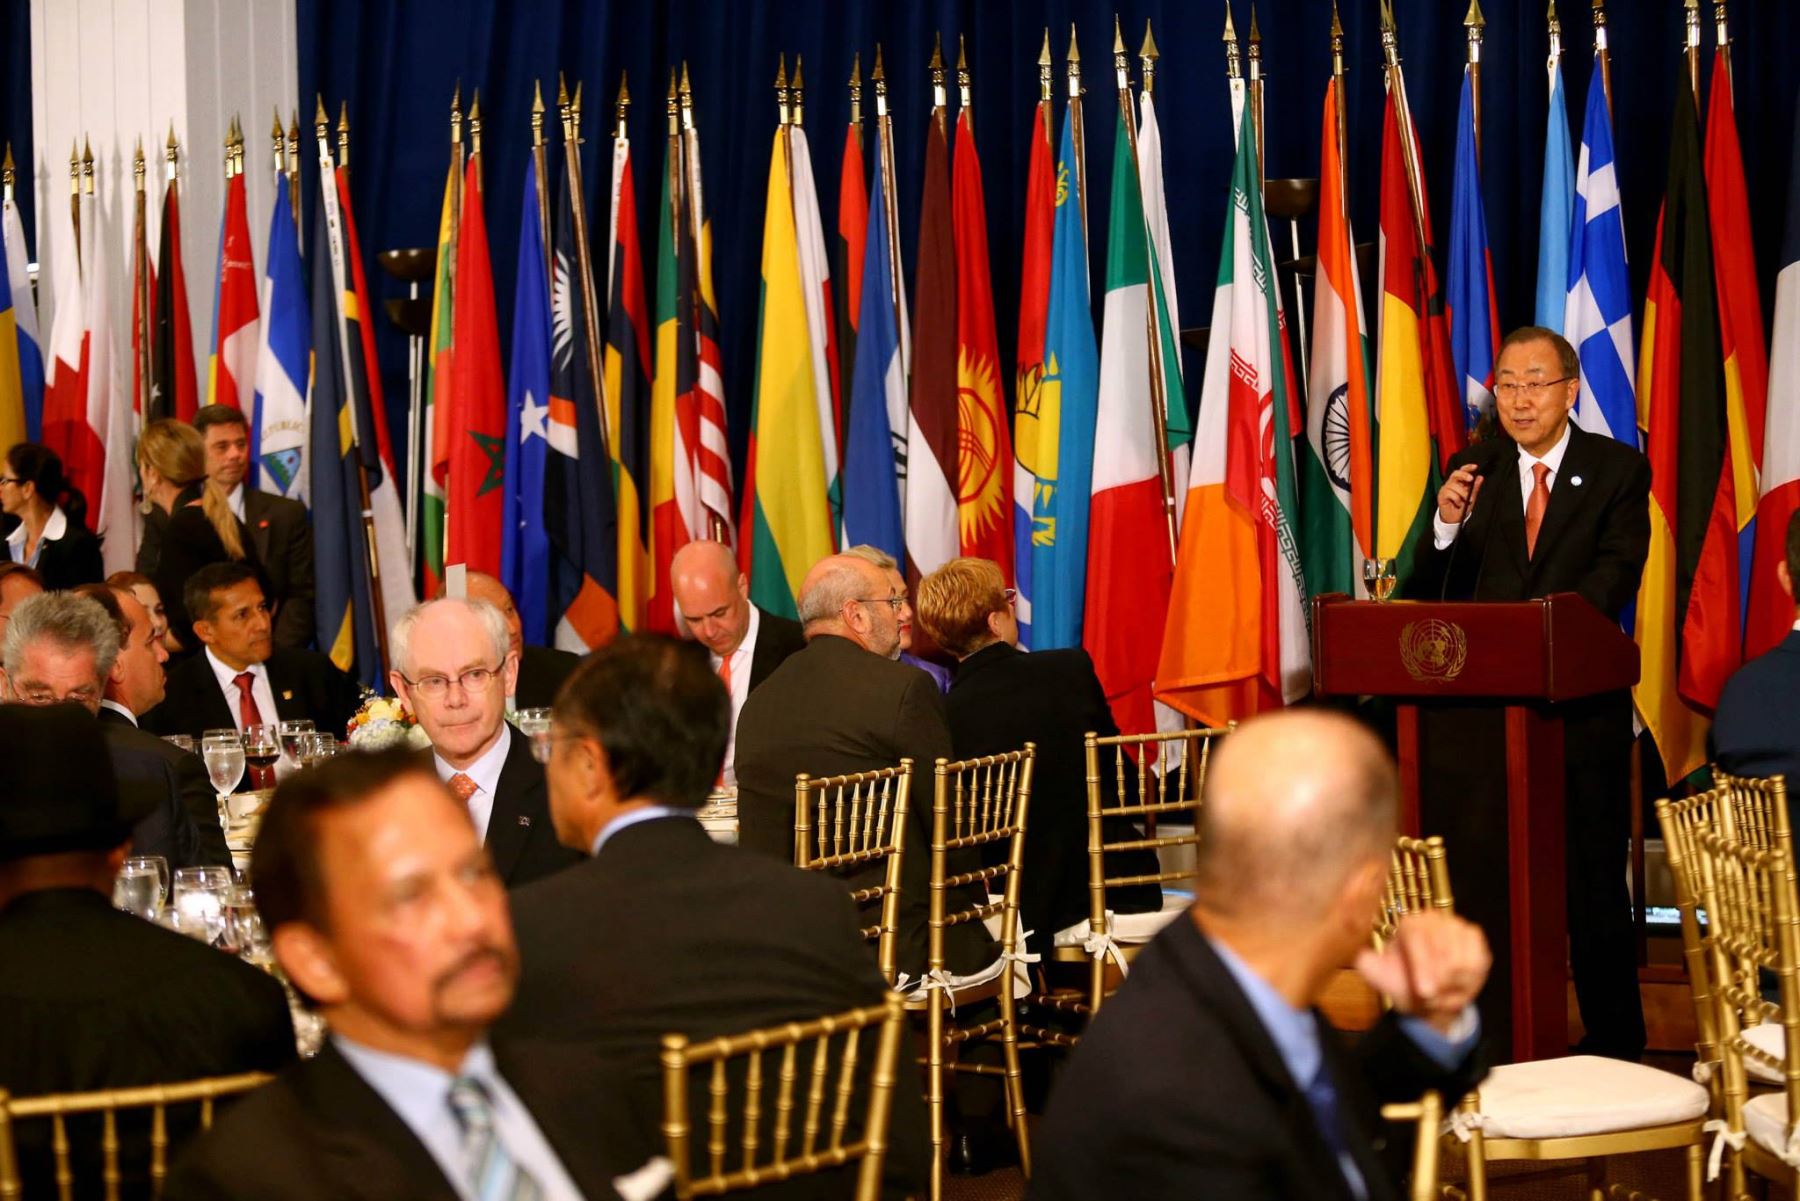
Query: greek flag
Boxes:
[{"xmin": 1565, "ymin": 58, "xmax": 1637, "ymax": 446}]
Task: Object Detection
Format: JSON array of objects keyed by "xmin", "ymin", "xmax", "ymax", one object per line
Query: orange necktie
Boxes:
[
  {"xmin": 1525, "ymin": 462, "xmax": 1551, "ymax": 559},
  {"xmin": 448, "ymin": 772, "xmax": 479, "ymax": 804}
]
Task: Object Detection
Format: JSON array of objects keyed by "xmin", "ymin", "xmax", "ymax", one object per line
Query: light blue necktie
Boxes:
[{"xmin": 447, "ymin": 1076, "xmax": 544, "ymax": 1201}]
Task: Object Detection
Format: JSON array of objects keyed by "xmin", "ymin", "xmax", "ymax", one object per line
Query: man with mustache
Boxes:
[{"xmin": 166, "ymin": 748, "xmax": 659, "ymax": 1201}]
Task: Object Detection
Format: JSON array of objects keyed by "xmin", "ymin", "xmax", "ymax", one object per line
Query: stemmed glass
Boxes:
[
  {"xmin": 1363, "ymin": 557, "xmax": 1398, "ymax": 603},
  {"xmin": 162, "ymin": 733, "xmax": 197, "ymax": 755},
  {"xmin": 277, "ymin": 719, "xmax": 315, "ymax": 768},
  {"xmin": 167, "ymin": 866, "xmax": 232, "ymax": 945},
  {"xmin": 515, "ymin": 708, "xmax": 552, "ymax": 762},
  {"xmin": 112, "ymin": 854, "xmax": 169, "ymax": 919},
  {"xmin": 297, "ymin": 732, "xmax": 341, "ymax": 765},
  {"xmin": 202, "ymin": 729, "xmax": 246, "ymax": 830},
  {"xmin": 243, "ymin": 722, "xmax": 280, "ymax": 791}
]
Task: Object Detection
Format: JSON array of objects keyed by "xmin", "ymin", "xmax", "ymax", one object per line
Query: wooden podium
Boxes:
[{"xmin": 1311, "ymin": 592, "xmax": 1640, "ymax": 1062}]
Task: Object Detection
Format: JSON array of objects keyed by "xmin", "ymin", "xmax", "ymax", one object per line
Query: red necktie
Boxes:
[
  {"xmin": 1525, "ymin": 462, "xmax": 1551, "ymax": 559},
  {"xmin": 715, "ymin": 656, "xmax": 732, "ymax": 788},
  {"xmin": 232, "ymin": 671, "xmax": 264, "ymax": 729},
  {"xmin": 448, "ymin": 772, "xmax": 479, "ymax": 804}
]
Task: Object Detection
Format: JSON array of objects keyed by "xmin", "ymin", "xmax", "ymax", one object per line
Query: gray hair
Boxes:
[
  {"xmin": 841, "ymin": 544, "xmax": 898, "ymax": 573},
  {"xmin": 389, "ymin": 597, "xmax": 511, "ymax": 677},
  {"xmin": 796, "ymin": 559, "xmax": 868, "ymax": 628},
  {"xmin": 3, "ymin": 592, "xmax": 122, "ymax": 681}
]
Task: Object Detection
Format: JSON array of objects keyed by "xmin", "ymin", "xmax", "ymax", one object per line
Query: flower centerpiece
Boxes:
[{"xmin": 345, "ymin": 692, "xmax": 432, "ymax": 752}]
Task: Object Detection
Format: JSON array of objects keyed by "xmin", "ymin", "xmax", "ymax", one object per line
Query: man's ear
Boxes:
[
  {"xmin": 389, "ymin": 670, "xmax": 411, "ymax": 709},
  {"xmin": 273, "ymin": 923, "xmax": 350, "ymax": 1009},
  {"xmin": 190, "ymin": 618, "xmax": 215, "ymax": 647}
]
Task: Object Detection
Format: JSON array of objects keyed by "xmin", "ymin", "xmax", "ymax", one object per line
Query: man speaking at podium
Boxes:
[{"xmin": 1407, "ymin": 326, "xmax": 1651, "ymax": 1061}]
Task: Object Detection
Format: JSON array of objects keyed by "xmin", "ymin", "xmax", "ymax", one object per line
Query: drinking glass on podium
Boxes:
[
  {"xmin": 1363, "ymin": 557, "xmax": 1398, "ymax": 602},
  {"xmin": 243, "ymin": 722, "xmax": 280, "ymax": 790}
]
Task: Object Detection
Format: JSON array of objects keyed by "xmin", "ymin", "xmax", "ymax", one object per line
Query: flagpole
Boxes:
[
  {"xmin": 559, "ymin": 78, "xmax": 611, "ymax": 452},
  {"xmin": 1715, "ymin": 1, "xmax": 1731, "ymax": 83},
  {"xmin": 1465, "ymin": 0, "xmax": 1485, "ymax": 164},
  {"xmin": 286, "ymin": 112, "xmax": 301, "ymax": 234},
  {"xmin": 1331, "ymin": 3, "xmax": 1348, "ymax": 176},
  {"xmin": 1113, "ymin": 17, "xmax": 1177, "ymax": 562},
  {"xmin": 1379, "ymin": 1, "xmax": 1431, "ymax": 253},
  {"xmin": 1683, "ymin": 0, "xmax": 1702, "ymax": 99},
  {"xmin": 1068, "ymin": 25, "xmax": 1088, "ymax": 248},
  {"xmin": 133, "ymin": 139, "xmax": 152, "ymax": 417},
  {"xmin": 69, "ymin": 142, "xmax": 81, "ymax": 270},
  {"xmin": 531, "ymin": 81, "xmax": 552, "ymax": 275},
  {"xmin": 337, "ymin": 102, "xmax": 350, "ymax": 171},
  {"xmin": 1592, "ymin": 0, "xmax": 1614, "ymax": 119},
  {"xmin": 873, "ymin": 46, "xmax": 907, "ymax": 383},
  {"xmin": 1548, "ymin": 1, "xmax": 1564, "ymax": 88},
  {"xmin": 1247, "ymin": 4, "xmax": 1264, "ymax": 185}
]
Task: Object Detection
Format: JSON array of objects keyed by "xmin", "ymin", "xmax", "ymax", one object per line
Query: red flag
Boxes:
[
  {"xmin": 952, "ymin": 108, "xmax": 1012, "ymax": 580},
  {"xmin": 903, "ymin": 111, "xmax": 958, "ymax": 580},
  {"xmin": 208, "ymin": 170, "xmax": 259, "ymax": 410},
  {"xmin": 1012, "ymin": 94, "xmax": 1054, "ymax": 632},
  {"xmin": 153, "ymin": 180, "xmax": 198, "ymax": 421},
  {"xmin": 836, "ymin": 115, "xmax": 867, "ymax": 444},
  {"xmin": 445, "ymin": 157, "xmax": 506, "ymax": 574}
]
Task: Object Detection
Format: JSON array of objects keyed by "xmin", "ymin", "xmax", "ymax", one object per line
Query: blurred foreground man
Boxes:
[{"xmin": 1032, "ymin": 711, "xmax": 1490, "ymax": 1201}]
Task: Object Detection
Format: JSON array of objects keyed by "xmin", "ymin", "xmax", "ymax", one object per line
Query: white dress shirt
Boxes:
[
  {"xmin": 204, "ymin": 647, "xmax": 278, "ymax": 733},
  {"xmin": 712, "ymin": 606, "xmax": 760, "ymax": 789},
  {"xmin": 226, "ymin": 482, "xmax": 246, "ymax": 521},
  {"xmin": 435, "ymin": 722, "xmax": 512, "ymax": 843},
  {"xmin": 6, "ymin": 504, "xmax": 67, "ymax": 566},
  {"xmin": 100, "ymin": 699, "xmax": 138, "ymax": 726},
  {"xmin": 333, "ymin": 1036, "xmax": 583, "ymax": 1201},
  {"xmin": 1432, "ymin": 421, "xmax": 1572, "ymax": 550}
]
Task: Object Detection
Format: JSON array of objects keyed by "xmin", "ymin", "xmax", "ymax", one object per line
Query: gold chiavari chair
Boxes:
[
  {"xmin": 1378, "ymin": 836, "xmax": 1454, "ymax": 949},
  {"xmin": 1379, "ymin": 1091, "xmax": 1448, "ymax": 1201},
  {"xmin": 795, "ymin": 761, "xmax": 912, "ymax": 986},
  {"xmin": 0, "ymin": 1072, "xmax": 272, "ymax": 1201},
  {"xmin": 912, "ymin": 748, "xmax": 1034, "ymax": 1201},
  {"xmin": 1043, "ymin": 726, "xmax": 1229, "ymax": 1021},
  {"xmin": 1695, "ymin": 828, "xmax": 1800, "ymax": 1197},
  {"xmin": 660, "ymin": 995, "xmax": 907, "ymax": 1201},
  {"xmin": 1712, "ymin": 769, "xmax": 1792, "ymax": 860},
  {"xmin": 1657, "ymin": 786, "xmax": 1736, "ymax": 1099}
]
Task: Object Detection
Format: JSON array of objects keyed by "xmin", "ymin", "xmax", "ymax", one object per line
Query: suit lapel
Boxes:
[
  {"xmin": 485, "ymin": 731, "xmax": 536, "ymax": 882},
  {"xmin": 1526, "ymin": 424, "xmax": 1590, "ymax": 576},
  {"xmin": 190, "ymin": 660, "xmax": 238, "ymax": 734},
  {"xmin": 263, "ymin": 653, "xmax": 309, "ymax": 723},
  {"xmin": 243, "ymin": 489, "xmax": 274, "ymax": 565},
  {"xmin": 1480, "ymin": 442, "xmax": 1528, "ymax": 580},
  {"xmin": 297, "ymin": 1045, "xmax": 463, "ymax": 1201}
]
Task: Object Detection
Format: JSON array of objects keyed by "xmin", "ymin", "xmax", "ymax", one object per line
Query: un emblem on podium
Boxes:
[{"xmin": 1399, "ymin": 619, "xmax": 1468, "ymax": 683}]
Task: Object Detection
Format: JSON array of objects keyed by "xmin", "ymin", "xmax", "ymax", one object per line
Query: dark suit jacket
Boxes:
[
  {"xmin": 165, "ymin": 1039, "xmax": 644, "ymax": 1201},
  {"xmin": 3, "ymin": 510, "xmax": 105, "ymax": 589},
  {"xmin": 502, "ymin": 814, "xmax": 929, "ymax": 1196},
  {"xmin": 945, "ymin": 643, "xmax": 1160, "ymax": 954},
  {"xmin": 734, "ymin": 635, "xmax": 996, "ymax": 979},
  {"xmin": 243, "ymin": 488, "xmax": 315, "ymax": 652},
  {"xmin": 0, "ymin": 888, "xmax": 296, "ymax": 1198},
  {"xmin": 100, "ymin": 709, "xmax": 232, "ymax": 869},
  {"xmin": 514, "ymin": 643, "xmax": 580, "ymax": 711},
  {"xmin": 1714, "ymin": 628, "xmax": 1800, "ymax": 824},
  {"xmin": 747, "ymin": 607, "xmax": 807, "ymax": 690},
  {"xmin": 480, "ymin": 726, "xmax": 583, "ymax": 887},
  {"xmin": 143, "ymin": 646, "xmax": 362, "ymax": 747},
  {"xmin": 143, "ymin": 484, "xmax": 259, "ymax": 658},
  {"xmin": 1030, "ymin": 916, "xmax": 1486, "ymax": 1201}
]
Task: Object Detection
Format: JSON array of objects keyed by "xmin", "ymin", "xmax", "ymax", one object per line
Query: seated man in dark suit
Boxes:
[
  {"xmin": 1032, "ymin": 711, "xmax": 1490, "ymax": 1201},
  {"xmin": 388, "ymin": 597, "xmax": 580, "ymax": 888},
  {"xmin": 166, "ymin": 748, "xmax": 658, "ymax": 1201},
  {"xmin": 1715, "ymin": 507, "xmax": 1800, "ymax": 827},
  {"xmin": 502, "ymin": 634, "xmax": 929, "ymax": 1196},
  {"xmin": 915, "ymin": 556, "xmax": 1161, "ymax": 958},
  {"xmin": 669, "ymin": 539, "xmax": 806, "ymax": 788},
  {"xmin": 2, "ymin": 591, "xmax": 222, "ymax": 869},
  {"xmin": 461, "ymin": 569, "xmax": 580, "ymax": 713},
  {"xmin": 142, "ymin": 562, "xmax": 360, "ymax": 747},
  {"xmin": 0, "ymin": 704, "xmax": 295, "ymax": 1195}
]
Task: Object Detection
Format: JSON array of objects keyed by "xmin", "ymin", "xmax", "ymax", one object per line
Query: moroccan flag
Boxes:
[
  {"xmin": 685, "ymin": 120, "xmax": 734, "ymax": 539},
  {"xmin": 1303, "ymin": 78, "xmax": 1375, "ymax": 600},
  {"xmin": 1086, "ymin": 103, "xmax": 1174, "ymax": 738},
  {"xmin": 1012, "ymin": 92, "xmax": 1054, "ymax": 646},
  {"xmin": 837, "ymin": 111, "xmax": 867, "ymax": 431},
  {"xmin": 952, "ymin": 107, "xmax": 1012, "ymax": 580},
  {"xmin": 1635, "ymin": 71, "xmax": 1724, "ymax": 783},
  {"xmin": 421, "ymin": 157, "xmax": 458, "ymax": 597},
  {"xmin": 444, "ymin": 156, "xmax": 506, "ymax": 576},
  {"xmin": 606, "ymin": 132, "xmax": 652, "ymax": 633},
  {"xmin": 842, "ymin": 147, "xmax": 905, "ymax": 562},
  {"xmin": 1690, "ymin": 46, "xmax": 1766, "ymax": 683},
  {"xmin": 503, "ymin": 156, "xmax": 553, "ymax": 645},
  {"xmin": 152, "ymin": 177, "xmax": 199, "ymax": 422},
  {"xmin": 789, "ymin": 124, "xmax": 842, "ymax": 540},
  {"xmin": 1536, "ymin": 55, "xmax": 1575, "ymax": 332},
  {"xmin": 741, "ymin": 127, "xmax": 833, "ymax": 618},
  {"xmin": 207, "ymin": 169, "xmax": 259, "ymax": 412},
  {"xmin": 2, "ymin": 167, "xmax": 43, "ymax": 441},
  {"xmin": 1157, "ymin": 100, "xmax": 1308, "ymax": 723},
  {"xmin": 905, "ymin": 110, "xmax": 959, "ymax": 581},
  {"xmin": 649, "ymin": 132, "xmax": 698, "ymax": 634},
  {"xmin": 1750, "ymin": 91, "xmax": 1800, "ymax": 663},
  {"xmin": 1447, "ymin": 70, "xmax": 1499, "ymax": 431},
  {"xmin": 252, "ymin": 178, "xmax": 308, "ymax": 502},
  {"xmin": 547, "ymin": 154, "xmax": 621, "ymax": 652}
]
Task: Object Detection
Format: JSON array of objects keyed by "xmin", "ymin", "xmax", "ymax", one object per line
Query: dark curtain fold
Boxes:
[{"xmin": 2, "ymin": 0, "xmax": 36, "ymax": 253}]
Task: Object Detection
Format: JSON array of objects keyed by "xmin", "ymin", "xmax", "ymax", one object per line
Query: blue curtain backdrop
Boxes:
[{"xmin": 2, "ymin": 0, "xmax": 36, "ymax": 253}]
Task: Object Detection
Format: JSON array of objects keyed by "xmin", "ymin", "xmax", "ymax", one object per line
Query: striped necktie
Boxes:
[{"xmin": 447, "ymin": 1076, "xmax": 544, "ymax": 1201}]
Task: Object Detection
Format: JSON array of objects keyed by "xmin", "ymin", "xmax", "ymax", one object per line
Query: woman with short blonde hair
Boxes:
[
  {"xmin": 136, "ymin": 419, "xmax": 251, "ymax": 654},
  {"xmin": 914, "ymin": 557, "xmax": 1011, "ymax": 661}
]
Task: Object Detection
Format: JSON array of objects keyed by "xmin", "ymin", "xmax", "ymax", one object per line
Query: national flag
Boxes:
[
  {"xmin": 1137, "ymin": 87, "xmax": 1191, "ymax": 525},
  {"xmin": 1635, "ymin": 70, "xmax": 1723, "ymax": 783},
  {"xmin": 1302, "ymin": 78, "xmax": 1375, "ymax": 600},
  {"xmin": 741, "ymin": 125, "xmax": 833, "ymax": 618},
  {"xmin": 420, "ymin": 154, "xmax": 458, "ymax": 597},
  {"xmin": 207, "ymin": 167, "xmax": 259, "ymax": 411},
  {"xmin": 546, "ymin": 153, "xmax": 621, "ymax": 652},
  {"xmin": 952, "ymin": 105, "xmax": 1012, "ymax": 581},
  {"xmin": 1447, "ymin": 70, "xmax": 1499, "ymax": 431},
  {"xmin": 1, "ymin": 162, "xmax": 39, "ymax": 444},
  {"xmin": 41, "ymin": 184, "xmax": 88, "ymax": 492},
  {"xmin": 1157, "ymin": 99, "xmax": 1309, "ymax": 723},
  {"xmin": 1086, "ymin": 101, "xmax": 1175, "ymax": 738},
  {"xmin": 152, "ymin": 174, "xmax": 199, "ymax": 422},
  {"xmin": 1012, "ymin": 90, "xmax": 1054, "ymax": 646},
  {"xmin": 684, "ymin": 118, "xmax": 734, "ymax": 541},
  {"xmin": 1566, "ymin": 59, "xmax": 1637, "ymax": 446},
  {"xmin": 649, "ymin": 129, "xmax": 698, "ymax": 634},
  {"xmin": 788, "ymin": 123, "xmax": 843, "ymax": 541},
  {"xmin": 443, "ymin": 155, "xmax": 506, "ymax": 576},
  {"xmin": 252, "ymin": 178, "xmax": 308, "ymax": 501},
  {"xmin": 1032, "ymin": 105, "xmax": 1100, "ymax": 650},
  {"xmin": 1751, "ymin": 90, "xmax": 1800, "ymax": 661},
  {"xmin": 1684, "ymin": 47, "xmax": 1766, "ymax": 700},
  {"xmin": 841, "ymin": 137, "xmax": 905, "ymax": 562},
  {"xmin": 1536, "ymin": 55, "xmax": 1575, "ymax": 332},
  {"xmin": 836, "ymin": 104, "xmax": 866, "ymax": 429},
  {"xmin": 0, "ymin": 225, "xmax": 21, "ymax": 451},
  {"xmin": 905, "ymin": 109, "xmax": 959, "ymax": 581},
  {"xmin": 87, "ymin": 189, "xmax": 135, "ymax": 574},
  {"xmin": 502, "ymin": 155, "xmax": 553, "ymax": 645},
  {"xmin": 605, "ymin": 132, "xmax": 651, "ymax": 633}
]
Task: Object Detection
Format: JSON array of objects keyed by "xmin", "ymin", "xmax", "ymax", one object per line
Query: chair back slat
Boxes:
[
  {"xmin": 1656, "ymin": 786, "xmax": 1734, "ymax": 1087},
  {"xmin": 929, "ymin": 748, "xmax": 1034, "ymax": 976},
  {"xmin": 795, "ymin": 761, "xmax": 912, "ymax": 985},
  {"xmin": 1712, "ymin": 768, "xmax": 1793, "ymax": 865},
  {"xmin": 1376, "ymin": 836, "xmax": 1454, "ymax": 948},
  {"xmin": 1083, "ymin": 726, "xmax": 1231, "ymax": 927},
  {"xmin": 661, "ymin": 997, "xmax": 906, "ymax": 1200}
]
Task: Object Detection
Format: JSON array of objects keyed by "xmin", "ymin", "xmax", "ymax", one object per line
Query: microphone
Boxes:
[{"xmin": 1438, "ymin": 470, "xmax": 1489, "ymax": 604}]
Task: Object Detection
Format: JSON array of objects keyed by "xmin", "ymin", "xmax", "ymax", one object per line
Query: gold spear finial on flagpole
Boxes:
[
  {"xmin": 775, "ymin": 53, "xmax": 790, "ymax": 126},
  {"xmin": 1067, "ymin": 23, "xmax": 1088, "ymax": 234},
  {"xmin": 1378, "ymin": 0, "xmax": 1400, "ymax": 68},
  {"xmin": 873, "ymin": 44, "xmax": 889, "ymax": 118},
  {"xmin": 1248, "ymin": 3, "xmax": 1264, "ymax": 170},
  {"xmin": 849, "ymin": 52, "xmax": 862, "ymax": 126},
  {"xmin": 957, "ymin": 35, "xmax": 970, "ymax": 112},
  {"xmin": 1715, "ymin": 0, "xmax": 1730, "ymax": 59},
  {"xmin": 133, "ymin": 137, "xmax": 146, "ymax": 193},
  {"xmin": 271, "ymin": 108, "xmax": 284, "ymax": 178},
  {"xmin": 1592, "ymin": 0, "xmax": 1613, "ymax": 117},
  {"xmin": 286, "ymin": 109, "xmax": 300, "ymax": 212},
  {"xmin": 1685, "ymin": 0, "xmax": 1702, "ymax": 96},
  {"xmin": 667, "ymin": 68, "xmax": 679, "ymax": 136},
  {"xmin": 793, "ymin": 54, "xmax": 807, "ymax": 126},
  {"xmin": 223, "ymin": 119, "xmax": 234, "ymax": 179},
  {"xmin": 530, "ymin": 79, "xmax": 545, "ymax": 149},
  {"xmin": 1466, "ymin": 0, "xmax": 1485, "ymax": 164},
  {"xmin": 1112, "ymin": 13, "xmax": 1128, "ymax": 93},
  {"xmin": 337, "ymin": 100, "xmax": 350, "ymax": 169},
  {"xmin": 571, "ymin": 80, "xmax": 583, "ymax": 143},
  {"xmin": 614, "ymin": 72, "xmax": 629, "ymax": 140},
  {"xmin": 1548, "ymin": 0, "xmax": 1563, "ymax": 64},
  {"xmin": 1248, "ymin": 3, "xmax": 1263, "ymax": 72},
  {"xmin": 1067, "ymin": 20, "xmax": 1083, "ymax": 92},
  {"xmin": 1140, "ymin": 20, "xmax": 1159, "ymax": 95},
  {"xmin": 2, "ymin": 144, "xmax": 14, "ymax": 195},
  {"xmin": 1223, "ymin": 3, "xmax": 1242, "ymax": 80},
  {"xmin": 1037, "ymin": 27, "xmax": 1052, "ymax": 101},
  {"xmin": 468, "ymin": 89, "xmax": 483, "ymax": 161},
  {"xmin": 81, "ymin": 137, "xmax": 94, "ymax": 195},
  {"xmin": 679, "ymin": 62, "xmax": 694, "ymax": 131},
  {"xmin": 1465, "ymin": 0, "xmax": 1486, "ymax": 58},
  {"xmin": 929, "ymin": 33, "xmax": 946, "ymax": 111},
  {"xmin": 314, "ymin": 95, "xmax": 332, "ymax": 177},
  {"xmin": 165, "ymin": 121, "xmax": 179, "ymax": 184},
  {"xmin": 1331, "ymin": 0, "xmax": 1346, "ymax": 77}
]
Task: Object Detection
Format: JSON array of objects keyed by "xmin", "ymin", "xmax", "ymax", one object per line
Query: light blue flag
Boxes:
[
  {"xmin": 1565, "ymin": 57, "xmax": 1637, "ymax": 446},
  {"xmin": 502, "ymin": 157, "xmax": 553, "ymax": 645},
  {"xmin": 253, "ymin": 180, "xmax": 310, "ymax": 500},
  {"xmin": 1536, "ymin": 61, "xmax": 1575, "ymax": 332},
  {"xmin": 842, "ymin": 157, "xmax": 904, "ymax": 561},
  {"xmin": 1448, "ymin": 71, "xmax": 1498, "ymax": 431},
  {"xmin": 1033, "ymin": 110, "xmax": 1099, "ymax": 651}
]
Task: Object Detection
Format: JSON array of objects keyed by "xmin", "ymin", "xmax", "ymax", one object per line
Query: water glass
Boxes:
[
  {"xmin": 170, "ymin": 867, "xmax": 232, "ymax": 946},
  {"xmin": 515, "ymin": 708, "xmax": 552, "ymax": 762},
  {"xmin": 298, "ymin": 732, "xmax": 341, "ymax": 765},
  {"xmin": 113, "ymin": 854, "xmax": 169, "ymax": 919},
  {"xmin": 202, "ymin": 730, "xmax": 247, "ymax": 812},
  {"xmin": 162, "ymin": 733, "xmax": 197, "ymax": 755},
  {"xmin": 277, "ymin": 719, "xmax": 316, "ymax": 765}
]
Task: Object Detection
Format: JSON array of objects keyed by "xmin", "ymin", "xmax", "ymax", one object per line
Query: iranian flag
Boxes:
[{"xmin": 1156, "ymin": 100, "xmax": 1309, "ymax": 724}]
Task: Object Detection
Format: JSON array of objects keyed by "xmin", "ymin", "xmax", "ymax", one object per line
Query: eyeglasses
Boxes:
[
  {"xmin": 856, "ymin": 595, "xmax": 907, "ymax": 613},
  {"xmin": 0, "ymin": 476, "xmax": 21, "ymax": 486},
  {"xmin": 399, "ymin": 663, "xmax": 504, "ymax": 699},
  {"xmin": 1494, "ymin": 377, "xmax": 1574, "ymax": 401},
  {"xmin": 1002, "ymin": 588, "xmax": 1018, "ymax": 605}
]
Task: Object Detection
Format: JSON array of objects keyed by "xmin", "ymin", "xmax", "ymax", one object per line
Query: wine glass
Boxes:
[
  {"xmin": 277, "ymin": 719, "xmax": 316, "ymax": 767},
  {"xmin": 171, "ymin": 866, "xmax": 232, "ymax": 946},
  {"xmin": 162, "ymin": 733, "xmax": 197, "ymax": 755},
  {"xmin": 243, "ymin": 722, "xmax": 280, "ymax": 790},
  {"xmin": 1362, "ymin": 557, "xmax": 1398, "ymax": 603},
  {"xmin": 202, "ymin": 730, "xmax": 246, "ymax": 828},
  {"xmin": 113, "ymin": 854, "xmax": 169, "ymax": 919}
]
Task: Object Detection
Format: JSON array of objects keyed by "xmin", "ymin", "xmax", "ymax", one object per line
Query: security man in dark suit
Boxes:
[
  {"xmin": 460, "ymin": 569, "xmax": 582, "ymax": 713},
  {"xmin": 166, "ymin": 748, "xmax": 654, "ymax": 1201},
  {"xmin": 0, "ymin": 704, "xmax": 295, "ymax": 1196},
  {"xmin": 1406, "ymin": 326, "xmax": 1652, "ymax": 1060},
  {"xmin": 503, "ymin": 634, "xmax": 930, "ymax": 1197},
  {"xmin": 1715, "ymin": 507, "xmax": 1800, "ymax": 830},
  {"xmin": 1031, "ymin": 711, "xmax": 1489, "ymax": 1201}
]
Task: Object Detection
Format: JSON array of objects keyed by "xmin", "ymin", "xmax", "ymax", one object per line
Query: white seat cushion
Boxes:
[
  {"xmin": 1744, "ymin": 1022, "xmax": 1787, "ymax": 1085},
  {"xmin": 900, "ymin": 952, "xmax": 1029, "ymax": 1005},
  {"xmin": 1744, "ymin": 1091, "xmax": 1800, "ymax": 1164},
  {"xmin": 1471, "ymin": 1055, "xmax": 1708, "ymax": 1140},
  {"xmin": 1052, "ymin": 891, "xmax": 1190, "ymax": 948}
]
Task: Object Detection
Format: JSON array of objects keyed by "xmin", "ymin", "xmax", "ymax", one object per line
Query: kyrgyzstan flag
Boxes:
[
  {"xmin": 444, "ymin": 151, "xmax": 506, "ymax": 576},
  {"xmin": 952, "ymin": 103, "xmax": 1012, "ymax": 581}
]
